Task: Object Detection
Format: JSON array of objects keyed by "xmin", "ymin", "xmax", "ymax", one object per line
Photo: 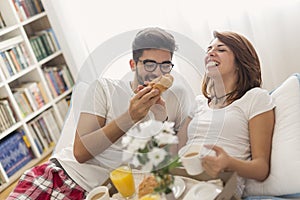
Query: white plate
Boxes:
[
  {"xmin": 172, "ymin": 176, "xmax": 186, "ymax": 199},
  {"xmin": 183, "ymin": 182, "xmax": 222, "ymax": 200}
]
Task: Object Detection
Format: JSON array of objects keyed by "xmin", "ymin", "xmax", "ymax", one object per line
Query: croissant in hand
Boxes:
[{"xmin": 149, "ymin": 74, "xmax": 174, "ymax": 94}]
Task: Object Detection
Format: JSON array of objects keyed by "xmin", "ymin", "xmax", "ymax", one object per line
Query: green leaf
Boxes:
[
  {"xmin": 168, "ymin": 156, "xmax": 182, "ymax": 169},
  {"xmin": 137, "ymin": 154, "xmax": 149, "ymax": 165}
]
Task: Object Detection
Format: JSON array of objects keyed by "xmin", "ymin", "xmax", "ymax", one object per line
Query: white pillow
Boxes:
[{"xmin": 244, "ymin": 74, "xmax": 300, "ymax": 196}]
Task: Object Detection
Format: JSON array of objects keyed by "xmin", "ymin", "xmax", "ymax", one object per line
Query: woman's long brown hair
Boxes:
[{"xmin": 202, "ymin": 31, "xmax": 262, "ymax": 103}]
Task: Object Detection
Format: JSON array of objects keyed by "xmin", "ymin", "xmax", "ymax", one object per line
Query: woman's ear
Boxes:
[{"xmin": 129, "ymin": 59, "xmax": 136, "ymax": 71}]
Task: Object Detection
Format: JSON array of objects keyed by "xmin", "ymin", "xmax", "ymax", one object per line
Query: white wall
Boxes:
[{"xmin": 43, "ymin": 0, "xmax": 300, "ymax": 94}]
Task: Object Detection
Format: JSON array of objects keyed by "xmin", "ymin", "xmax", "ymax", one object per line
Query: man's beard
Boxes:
[{"xmin": 136, "ymin": 68, "xmax": 158, "ymax": 85}]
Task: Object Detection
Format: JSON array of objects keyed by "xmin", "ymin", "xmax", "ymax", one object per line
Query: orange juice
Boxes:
[{"xmin": 110, "ymin": 166, "xmax": 135, "ymax": 198}]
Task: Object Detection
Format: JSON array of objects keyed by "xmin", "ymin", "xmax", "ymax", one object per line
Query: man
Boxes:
[{"xmin": 8, "ymin": 27, "xmax": 193, "ymax": 199}]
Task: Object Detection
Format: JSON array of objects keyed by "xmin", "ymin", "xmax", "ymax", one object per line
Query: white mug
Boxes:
[
  {"xmin": 86, "ymin": 186, "xmax": 110, "ymax": 200},
  {"xmin": 179, "ymin": 144, "xmax": 204, "ymax": 175}
]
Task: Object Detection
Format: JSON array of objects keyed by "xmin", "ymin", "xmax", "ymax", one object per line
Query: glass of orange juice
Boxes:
[{"xmin": 110, "ymin": 165, "xmax": 136, "ymax": 199}]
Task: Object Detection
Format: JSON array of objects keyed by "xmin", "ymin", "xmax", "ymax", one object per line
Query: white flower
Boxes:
[
  {"xmin": 127, "ymin": 120, "xmax": 163, "ymax": 138},
  {"xmin": 131, "ymin": 153, "xmax": 142, "ymax": 168},
  {"xmin": 122, "ymin": 135, "xmax": 132, "ymax": 148},
  {"xmin": 162, "ymin": 121, "xmax": 175, "ymax": 134},
  {"xmin": 148, "ymin": 147, "xmax": 168, "ymax": 167},
  {"xmin": 122, "ymin": 119, "xmax": 179, "ymax": 174},
  {"xmin": 127, "ymin": 138, "xmax": 148, "ymax": 152},
  {"xmin": 141, "ymin": 160, "xmax": 153, "ymax": 173},
  {"xmin": 121, "ymin": 120, "xmax": 181, "ymax": 194},
  {"xmin": 154, "ymin": 132, "xmax": 178, "ymax": 146},
  {"xmin": 139, "ymin": 120, "xmax": 163, "ymax": 137}
]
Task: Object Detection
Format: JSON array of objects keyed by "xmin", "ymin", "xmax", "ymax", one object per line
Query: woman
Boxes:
[{"xmin": 178, "ymin": 31, "xmax": 275, "ymax": 196}]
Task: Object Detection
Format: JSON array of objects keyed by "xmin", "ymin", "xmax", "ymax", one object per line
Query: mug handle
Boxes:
[{"xmin": 102, "ymin": 177, "xmax": 117, "ymax": 196}]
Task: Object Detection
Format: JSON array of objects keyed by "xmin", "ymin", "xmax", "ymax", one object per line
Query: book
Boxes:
[
  {"xmin": 13, "ymin": 91, "xmax": 33, "ymax": 117},
  {"xmin": 52, "ymin": 67, "xmax": 67, "ymax": 93},
  {"xmin": 29, "ymin": 38, "xmax": 39, "ymax": 61},
  {"xmin": 0, "ymin": 99, "xmax": 17, "ymax": 125},
  {"xmin": 58, "ymin": 69, "xmax": 69, "ymax": 89},
  {"xmin": 13, "ymin": 92, "xmax": 26, "ymax": 118},
  {"xmin": 14, "ymin": 45, "xmax": 27, "ymax": 69},
  {"xmin": 0, "ymin": 104, "xmax": 11, "ymax": 131},
  {"xmin": 19, "ymin": 43, "xmax": 31, "ymax": 66},
  {"xmin": 27, "ymin": 123, "xmax": 43, "ymax": 154},
  {"xmin": 24, "ymin": 0, "xmax": 38, "ymax": 16},
  {"xmin": 36, "ymin": 0, "xmax": 44, "ymax": 12},
  {"xmin": 37, "ymin": 82, "xmax": 49, "ymax": 104},
  {"xmin": 43, "ymin": 31, "xmax": 56, "ymax": 53},
  {"xmin": 13, "ymin": 85, "xmax": 38, "ymax": 111},
  {"xmin": 0, "ymin": 52, "xmax": 15, "ymax": 77},
  {"xmin": 12, "ymin": 0, "xmax": 27, "ymax": 21},
  {"xmin": 8, "ymin": 49, "xmax": 22, "ymax": 72},
  {"xmin": 56, "ymin": 99, "xmax": 69, "ymax": 120},
  {"xmin": 22, "ymin": 132, "xmax": 31, "ymax": 148},
  {"xmin": 32, "ymin": 0, "xmax": 42, "ymax": 13},
  {"xmin": 21, "ymin": 82, "xmax": 46, "ymax": 109},
  {"xmin": 44, "ymin": 68, "xmax": 60, "ymax": 96},
  {"xmin": 0, "ymin": 53, "xmax": 11, "ymax": 78},
  {"xmin": 4, "ymin": 51, "xmax": 17, "ymax": 75},
  {"xmin": 46, "ymin": 28, "xmax": 60, "ymax": 50},
  {"xmin": 0, "ymin": 98, "xmax": 16, "ymax": 126},
  {"xmin": 43, "ymin": 71, "xmax": 58, "ymax": 97},
  {"xmin": 35, "ymin": 36, "xmax": 48, "ymax": 59},
  {"xmin": 0, "ymin": 106, "xmax": 7, "ymax": 132},
  {"xmin": 29, "ymin": 121, "xmax": 47, "ymax": 151},
  {"xmin": 38, "ymin": 33, "xmax": 53, "ymax": 56},
  {"xmin": 0, "ymin": 130, "xmax": 33, "ymax": 177},
  {"xmin": 36, "ymin": 117, "xmax": 53, "ymax": 146},
  {"xmin": 49, "ymin": 109, "xmax": 61, "ymax": 134},
  {"xmin": 30, "ymin": 37, "xmax": 43, "ymax": 61},
  {"xmin": 11, "ymin": 47, "xmax": 23, "ymax": 70},
  {"xmin": 62, "ymin": 65, "xmax": 74, "ymax": 88},
  {"xmin": 42, "ymin": 110, "xmax": 60, "ymax": 142},
  {"xmin": 18, "ymin": 0, "xmax": 31, "ymax": 18},
  {"xmin": 35, "ymin": 118, "xmax": 52, "ymax": 147}
]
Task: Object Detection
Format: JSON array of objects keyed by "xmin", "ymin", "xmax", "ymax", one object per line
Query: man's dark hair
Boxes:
[{"xmin": 132, "ymin": 27, "xmax": 177, "ymax": 62}]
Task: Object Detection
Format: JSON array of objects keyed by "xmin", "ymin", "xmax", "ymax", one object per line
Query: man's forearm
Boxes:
[{"xmin": 74, "ymin": 111, "xmax": 135, "ymax": 163}]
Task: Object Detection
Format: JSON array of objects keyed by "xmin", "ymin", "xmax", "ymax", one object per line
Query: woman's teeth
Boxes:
[{"xmin": 207, "ymin": 61, "xmax": 218, "ymax": 67}]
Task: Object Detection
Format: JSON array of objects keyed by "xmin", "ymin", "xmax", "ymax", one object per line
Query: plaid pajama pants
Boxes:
[{"xmin": 7, "ymin": 161, "xmax": 87, "ymax": 200}]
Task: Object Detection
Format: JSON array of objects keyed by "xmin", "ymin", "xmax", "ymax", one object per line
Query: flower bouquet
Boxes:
[{"xmin": 122, "ymin": 120, "xmax": 182, "ymax": 196}]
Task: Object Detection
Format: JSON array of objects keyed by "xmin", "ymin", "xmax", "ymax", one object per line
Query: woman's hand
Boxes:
[{"xmin": 201, "ymin": 144, "xmax": 231, "ymax": 178}]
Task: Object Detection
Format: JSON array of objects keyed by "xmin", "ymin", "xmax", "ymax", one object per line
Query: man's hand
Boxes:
[
  {"xmin": 129, "ymin": 86, "xmax": 161, "ymax": 123},
  {"xmin": 149, "ymin": 97, "xmax": 168, "ymax": 121},
  {"xmin": 134, "ymin": 83, "xmax": 168, "ymax": 122}
]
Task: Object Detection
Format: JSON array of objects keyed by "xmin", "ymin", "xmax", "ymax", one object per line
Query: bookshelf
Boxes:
[{"xmin": 0, "ymin": 0, "xmax": 74, "ymax": 191}]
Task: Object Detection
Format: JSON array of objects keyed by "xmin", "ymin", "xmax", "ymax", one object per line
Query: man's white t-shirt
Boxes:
[
  {"xmin": 187, "ymin": 87, "xmax": 275, "ymax": 195},
  {"xmin": 52, "ymin": 78, "xmax": 193, "ymax": 192}
]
